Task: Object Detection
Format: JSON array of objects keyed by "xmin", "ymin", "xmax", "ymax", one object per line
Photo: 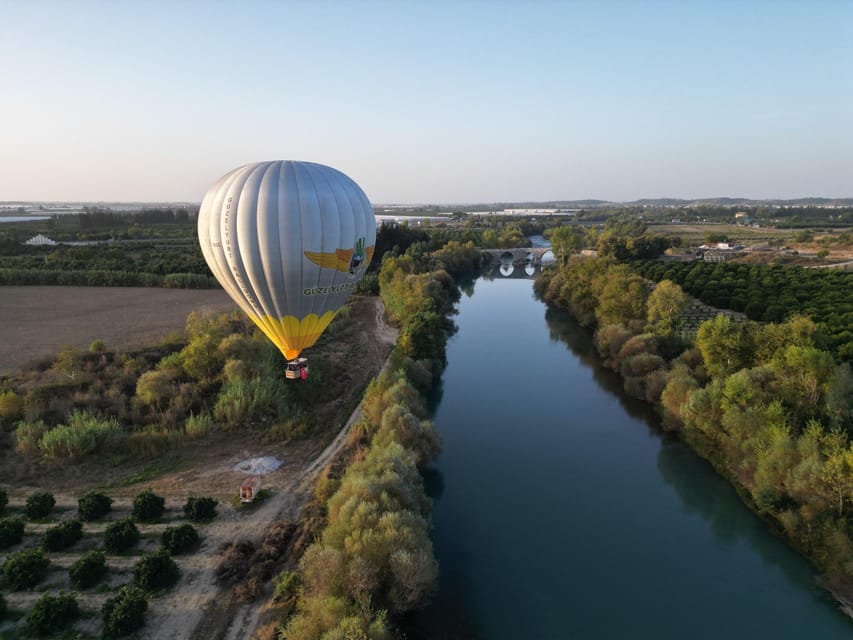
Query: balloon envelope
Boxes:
[{"xmin": 198, "ymin": 161, "xmax": 376, "ymax": 360}]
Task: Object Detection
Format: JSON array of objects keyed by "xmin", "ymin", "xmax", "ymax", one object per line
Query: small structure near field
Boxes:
[{"xmin": 240, "ymin": 476, "xmax": 261, "ymax": 503}]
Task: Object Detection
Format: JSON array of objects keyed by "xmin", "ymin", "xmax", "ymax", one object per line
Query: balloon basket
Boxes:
[{"xmin": 285, "ymin": 357, "xmax": 309, "ymax": 380}]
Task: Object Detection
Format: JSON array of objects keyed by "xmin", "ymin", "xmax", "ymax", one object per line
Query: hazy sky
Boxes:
[{"xmin": 2, "ymin": 1, "xmax": 851, "ymax": 203}]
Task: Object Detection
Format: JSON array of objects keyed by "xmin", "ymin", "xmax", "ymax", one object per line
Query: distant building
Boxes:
[{"xmin": 24, "ymin": 234, "xmax": 57, "ymax": 246}]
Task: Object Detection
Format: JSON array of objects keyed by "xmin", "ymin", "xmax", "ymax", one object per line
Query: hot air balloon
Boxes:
[{"xmin": 197, "ymin": 161, "xmax": 376, "ymax": 379}]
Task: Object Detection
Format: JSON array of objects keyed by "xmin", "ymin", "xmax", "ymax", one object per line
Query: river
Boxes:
[{"xmin": 410, "ymin": 276, "xmax": 853, "ymax": 639}]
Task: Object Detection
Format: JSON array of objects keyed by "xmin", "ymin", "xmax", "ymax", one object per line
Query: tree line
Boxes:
[
  {"xmin": 632, "ymin": 260, "xmax": 853, "ymax": 361},
  {"xmin": 535, "ymin": 255, "xmax": 853, "ymax": 599}
]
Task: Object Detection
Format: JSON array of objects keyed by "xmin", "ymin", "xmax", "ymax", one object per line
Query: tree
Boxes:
[
  {"xmin": 695, "ymin": 315, "xmax": 753, "ymax": 379},
  {"xmin": 102, "ymin": 586, "xmax": 148, "ymax": 638},
  {"xmin": 134, "ymin": 548, "xmax": 180, "ymax": 591},
  {"xmin": 547, "ymin": 226, "xmax": 586, "ymax": 264},
  {"xmin": 104, "ymin": 518, "xmax": 140, "ymax": 553},
  {"xmin": 646, "ymin": 280, "xmax": 689, "ymax": 335},
  {"xmin": 132, "ymin": 489, "xmax": 165, "ymax": 522},
  {"xmin": 78, "ymin": 490, "xmax": 113, "ymax": 521},
  {"xmin": 2, "ymin": 548, "xmax": 49, "ymax": 590},
  {"xmin": 25, "ymin": 492, "xmax": 55, "ymax": 519},
  {"xmin": 70, "ymin": 549, "xmax": 108, "ymax": 589},
  {"xmin": 594, "ymin": 266, "xmax": 648, "ymax": 332},
  {"xmin": 27, "ymin": 592, "xmax": 79, "ymax": 636}
]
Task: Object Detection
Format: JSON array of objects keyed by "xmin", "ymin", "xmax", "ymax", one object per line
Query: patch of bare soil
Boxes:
[
  {"xmin": 0, "ymin": 289, "xmax": 397, "ymax": 639},
  {"xmin": 0, "ymin": 286, "xmax": 235, "ymax": 376}
]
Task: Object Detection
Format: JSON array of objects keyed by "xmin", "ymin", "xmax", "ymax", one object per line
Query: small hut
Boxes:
[{"xmin": 240, "ymin": 476, "xmax": 261, "ymax": 503}]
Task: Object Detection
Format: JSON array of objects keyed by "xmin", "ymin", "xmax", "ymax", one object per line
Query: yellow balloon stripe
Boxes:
[{"xmin": 248, "ymin": 311, "xmax": 337, "ymax": 361}]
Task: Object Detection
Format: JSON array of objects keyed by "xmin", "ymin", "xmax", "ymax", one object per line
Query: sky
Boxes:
[{"xmin": 1, "ymin": 0, "xmax": 852, "ymax": 204}]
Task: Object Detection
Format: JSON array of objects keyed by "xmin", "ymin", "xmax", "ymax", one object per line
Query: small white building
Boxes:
[{"xmin": 24, "ymin": 234, "xmax": 57, "ymax": 246}]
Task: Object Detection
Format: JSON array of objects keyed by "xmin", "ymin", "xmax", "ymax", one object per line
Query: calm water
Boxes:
[{"xmin": 414, "ymin": 277, "xmax": 853, "ymax": 639}]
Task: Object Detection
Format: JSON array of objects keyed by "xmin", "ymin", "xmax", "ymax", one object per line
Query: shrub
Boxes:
[
  {"xmin": 0, "ymin": 592, "xmax": 5, "ymax": 621},
  {"xmin": 39, "ymin": 410, "xmax": 122, "ymax": 461},
  {"xmin": 14, "ymin": 420, "xmax": 47, "ymax": 458},
  {"xmin": 27, "ymin": 592, "xmax": 79, "ymax": 636},
  {"xmin": 25, "ymin": 491, "xmax": 55, "ymax": 519},
  {"xmin": 0, "ymin": 390, "xmax": 24, "ymax": 425},
  {"xmin": 41, "ymin": 519, "xmax": 83, "ymax": 551},
  {"xmin": 185, "ymin": 412, "xmax": 215, "ymax": 439},
  {"xmin": 183, "ymin": 496, "xmax": 217, "ymax": 522},
  {"xmin": 89, "ymin": 339, "xmax": 107, "ymax": 352},
  {"xmin": 134, "ymin": 548, "xmax": 180, "ymax": 591},
  {"xmin": 213, "ymin": 375, "xmax": 288, "ymax": 425},
  {"xmin": 0, "ymin": 487, "xmax": 6, "ymax": 514},
  {"xmin": 132, "ymin": 488, "xmax": 165, "ymax": 522},
  {"xmin": 78, "ymin": 490, "xmax": 113, "ymax": 521},
  {"xmin": 161, "ymin": 523, "xmax": 200, "ymax": 554},
  {"xmin": 0, "ymin": 517, "xmax": 25, "ymax": 548},
  {"xmin": 2, "ymin": 548, "xmax": 49, "ymax": 589},
  {"xmin": 70, "ymin": 549, "xmax": 108, "ymax": 589},
  {"xmin": 104, "ymin": 518, "xmax": 140, "ymax": 553},
  {"xmin": 272, "ymin": 569, "xmax": 301, "ymax": 604},
  {"xmin": 102, "ymin": 585, "xmax": 148, "ymax": 638}
]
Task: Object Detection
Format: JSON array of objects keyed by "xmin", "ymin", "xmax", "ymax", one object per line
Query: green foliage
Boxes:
[
  {"xmin": 41, "ymin": 518, "xmax": 83, "ymax": 551},
  {"xmin": 646, "ymin": 279, "xmax": 689, "ymax": 335},
  {"xmin": 27, "ymin": 591, "xmax": 79, "ymax": 636},
  {"xmin": 185, "ymin": 411, "xmax": 216, "ymax": 439},
  {"xmin": 0, "ymin": 517, "xmax": 25, "ymax": 548},
  {"xmin": 135, "ymin": 369, "xmax": 176, "ymax": 408},
  {"xmin": 2, "ymin": 548, "xmax": 49, "ymax": 590},
  {"xmin": 69, "ymin": 549, "xmax": 108, "ymax": 589},
  {"xmin": 15, "ymin": 420, "xmax": 47, "ymax": 458},
  {"xmin": 695, "ymin": 315, "xmax": 753, "ymax": 380},
  {"xmin": 78, "ymin": 490, "xmax": 113, "ymax": 521},
  {"xmin": 104, "ymin": 518, "xmax": 140, "ymax": 553},
  {"xmin": 132, "ymin": 488, "xmax": 165, "ymax": 522},
  {"xmin": 38, "ymin": 410, "xmax": 122, "ymax": 462},
  {"xmin": 0, "ymin": 390, "xmax": 24, "ymax": 425},
  {"xmin": 213, "ymin": 375, "xmax": 289, "ymax": 425},
  {"xmin": 89, "ymin": 339, "xmax": 107, "ymax": 352},
  {"xmin": 161, "ymin": 523, "xmax": 200, "ymax": 554},
  {"xmin": 632, "ymin": 259, "xmax": 853, "ymax": 362},
  {"xmin": 183, "ymin": 496, "xmax": 218, "ymax": 522},
  {"xmin": 102, "ymin": 585, "xmax": 148, "ymax": 638},
  {"xmin": 0, "ymin": 592, "xmax": 5, "ymax": 621},
  {"xmin": 25, "ymin": 491, "xmax": 55, "ymax": 519},
  {"xmin": 134, "ymin": 547, "xmax": 180, "ymax": 591},
  {"xmin": 0, "ymin": 487, "xmax": 6, "ymax": 515},
  {"xmin": 273, "ymin": 569, "xmax": 301, "ymax": 604}
]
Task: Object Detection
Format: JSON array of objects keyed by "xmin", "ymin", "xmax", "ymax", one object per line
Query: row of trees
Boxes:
[
  {"xmin": 632, "ymin": 260, "xmax": 853, "ymax": 361},
  {"xmin": 536, "ymin": 255, "xmax": 853, "ymax": 589},
  {"xmin": 277, "ymin": 239, "xmax": 467, "ymax": 638}
]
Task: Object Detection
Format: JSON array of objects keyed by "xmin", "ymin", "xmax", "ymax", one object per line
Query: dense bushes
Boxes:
[
  {"xmin": 161, "ymin": 524, "xmax": 200, "ymax": 554},
  {"xmin": 132, "ymin": 489, "xmax": 165, "ymax": 522},
  {"xmin": 25, "ymin": 492, "xmax": 55, "ymax": 519},
  {"xmin": 134, "ymin": 548, "xmax": 180, "ymax": 591},
  {"xmin": 102, "ymin": 585, "xmax": 148, "ymax": 638},
  {"xmin": 41, "ymin": 519, "xmax": 83, "ymax": 551},
  {"xmin": 0, "ymin": 517, "xmax": 25, "ymax": 548},
  {"xmin": 632, "ymin": 259, "xmax": 853, "ymax": 361},
  {"xmin": 281, "ymin": 241, "xmax": 449, "ymax": 638},
  {"xmin": 2, "ymin": 548, "xmax": 49, "ymax": 589},
  {"xmin": 78, "ymin": 490, "xmax": 113, "ymax": 520},
  {"xmin": 70, "ymin": 549, "xmax": 108, "ymax": 589},
  {"xmin": 0, "ymin": 487, "xmax": 6, "ymax": 514},
  {"xmin": 38, "ymin": 411, "xmax": 122, "ymax": 462},
  {"xmin": 104, "ymin": 518, "xmax": 140, "ymax": 553},
  {"xmin": 183, "ymin": 496, "xmax": 217, "ymax": 522},
  {"xmin": 27, "ymin": 592, "xmax": 79, "ymax": 636}
]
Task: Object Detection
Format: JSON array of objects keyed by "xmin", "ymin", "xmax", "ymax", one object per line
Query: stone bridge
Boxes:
[{"xmin": 480, "ymin": 247, "xmax": 554, "ymax": 266}]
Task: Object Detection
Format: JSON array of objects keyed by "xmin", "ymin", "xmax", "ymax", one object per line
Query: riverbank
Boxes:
[{"xmin": 534, "ymin": 258, "xmax": 853, "ymax": 621}]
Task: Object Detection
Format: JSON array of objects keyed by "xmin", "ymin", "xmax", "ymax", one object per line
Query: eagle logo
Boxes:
[{"xmin": 304, "ymin": 237, "xmax": 374, "ymax": 274}]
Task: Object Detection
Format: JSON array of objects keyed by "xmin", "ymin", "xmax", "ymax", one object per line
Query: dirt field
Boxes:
[
  {"xmin": 0, "ymin": 287, "xmax": 397, "ymax": 639},
  {"xmin": 0, "ymin": 286, "xmax": 236, "ymax": 376}
]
